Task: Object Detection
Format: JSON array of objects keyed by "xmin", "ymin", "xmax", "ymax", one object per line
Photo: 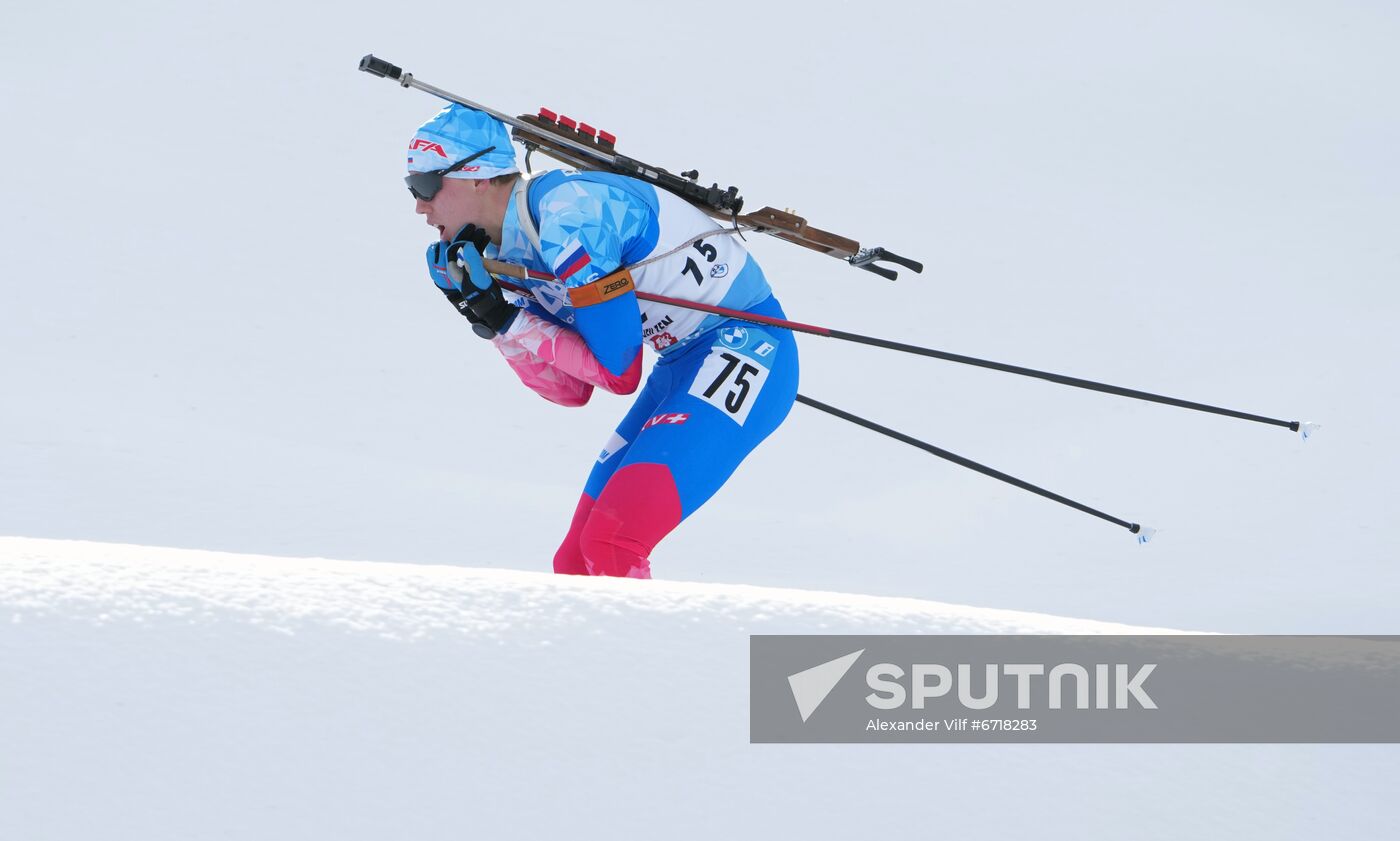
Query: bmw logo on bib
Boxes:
[{"xmin": 719, "ymin": 326, "xmax": 749, "ymax": 350}]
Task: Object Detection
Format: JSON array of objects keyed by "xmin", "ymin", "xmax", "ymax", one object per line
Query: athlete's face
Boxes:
[{"xmin": 415, "ymin": 176, "xmax": 493, "ymax": 242}]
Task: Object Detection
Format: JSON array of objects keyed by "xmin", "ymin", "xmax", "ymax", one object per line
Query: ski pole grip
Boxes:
[{"xmin": 359, "ymin": 54, "xmax": 402, "ymax": 80}]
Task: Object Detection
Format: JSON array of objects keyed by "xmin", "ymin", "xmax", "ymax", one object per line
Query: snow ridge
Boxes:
[{"xmin": 0, "ymin": 536, "xmax": 1188, "ymax": 638}]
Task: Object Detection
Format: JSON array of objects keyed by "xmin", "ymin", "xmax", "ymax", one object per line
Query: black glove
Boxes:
[{"xmin": 440, "ymin": 224, "xmax": 517, "ymax": 340}]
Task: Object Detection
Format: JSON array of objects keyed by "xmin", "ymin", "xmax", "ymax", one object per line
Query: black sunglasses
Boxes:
[{"xmin": 405, "ymin": 145, "xmax": 496, "ymax": 201}]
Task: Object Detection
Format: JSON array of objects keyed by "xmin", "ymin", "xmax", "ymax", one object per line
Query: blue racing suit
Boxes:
[{"xmin": 449, "ymin": 169, "xmax": 800, "ymax": 577}]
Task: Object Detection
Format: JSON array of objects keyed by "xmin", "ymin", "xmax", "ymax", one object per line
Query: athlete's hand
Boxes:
[
  {"xmin": 425, "ymin": 239, "xmax": 454, "ymax": 291},
  {"xmin": 427, "ymin": 224, "xmax": 517, "ymax": 340}
]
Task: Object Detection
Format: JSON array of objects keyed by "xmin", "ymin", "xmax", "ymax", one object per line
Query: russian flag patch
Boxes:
[{"xmin": 554, "ymin": 241, "xmax": 592, "ymax": 280}]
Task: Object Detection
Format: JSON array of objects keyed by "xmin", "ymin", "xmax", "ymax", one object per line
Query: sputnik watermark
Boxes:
[
  {"xmin": 752, "ymin": 636, "xmax": 1400, "ymax": 743},
  {"xmin": 865, "ymin": 661, "xmax": 1157, "ymax": 710},
  {"xmin": 789, "ymin": 651, "xmax": 1157, "ymax": 725}
]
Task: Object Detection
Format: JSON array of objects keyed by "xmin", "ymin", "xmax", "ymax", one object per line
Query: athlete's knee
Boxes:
[
  {"xmin": 578, "ymin": 463, "xmax": 683, "ymax": 579},
  {"xmin": 578, "ymin": 516, "xmax": 653, "ymax": 578},
  {"xmin": 553, "ymin": 493, "xmax": 595, "ymax": 575}
]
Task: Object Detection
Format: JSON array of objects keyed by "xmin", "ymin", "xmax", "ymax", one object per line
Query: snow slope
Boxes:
[{"xmin": 2, "ymin": 536, "xmax": 1394, "ymax": 840}]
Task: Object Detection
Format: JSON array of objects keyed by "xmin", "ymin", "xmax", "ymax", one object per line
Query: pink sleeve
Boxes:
[
  {"xmin": 492, "ymin": 310, "xmax": 642, "ymax": 399},
  {"xmin": 491, "ymin": 328, "xmax": 594, "ymax": 407}
]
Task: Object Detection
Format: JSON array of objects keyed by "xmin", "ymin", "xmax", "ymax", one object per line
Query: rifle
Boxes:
[{"xmin": 359, "ymin": 54, "xmax": 923, "ymax": 281}]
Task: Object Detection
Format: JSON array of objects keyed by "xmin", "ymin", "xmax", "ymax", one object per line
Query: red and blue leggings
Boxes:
[{"xmin": 553, "ymin": 298, "xmax": 798, "ymax": 577}]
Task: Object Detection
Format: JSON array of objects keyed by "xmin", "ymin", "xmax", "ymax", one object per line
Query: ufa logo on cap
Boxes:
[{"xmin": 409, "ymin": 139, "xmax": 448, "ymax": 157}]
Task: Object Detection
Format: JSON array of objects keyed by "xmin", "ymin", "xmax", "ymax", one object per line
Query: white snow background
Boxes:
[{"xmin": 1, "ymin": 0, "xmax": 1397, "ymax": 837}]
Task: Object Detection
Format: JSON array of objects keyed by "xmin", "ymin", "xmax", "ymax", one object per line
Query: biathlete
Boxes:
[{"xmin": 408, "ymin": 104, "xmax": 798, "ymax": 578}]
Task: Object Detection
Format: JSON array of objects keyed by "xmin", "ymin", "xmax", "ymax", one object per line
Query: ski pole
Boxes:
[
  {"xmin": 487, "ymin": 260, "xmax": 1150, "ymax": 538},
  {"xmin": 795, "ymin": 394, "xmax": 1156, "ymax": 542},
  {"xmin": 483, "ymin": 258, "xmax": 1316, "ymax": 438},
  {"xmin": 489, "ymin": 261, "xmax": 1149, "ymax": 538}
]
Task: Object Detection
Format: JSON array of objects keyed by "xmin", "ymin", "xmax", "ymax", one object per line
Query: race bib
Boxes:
[{"xmin": 686, "ymin": 326, "xmax": 774, "ymax": 425}]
